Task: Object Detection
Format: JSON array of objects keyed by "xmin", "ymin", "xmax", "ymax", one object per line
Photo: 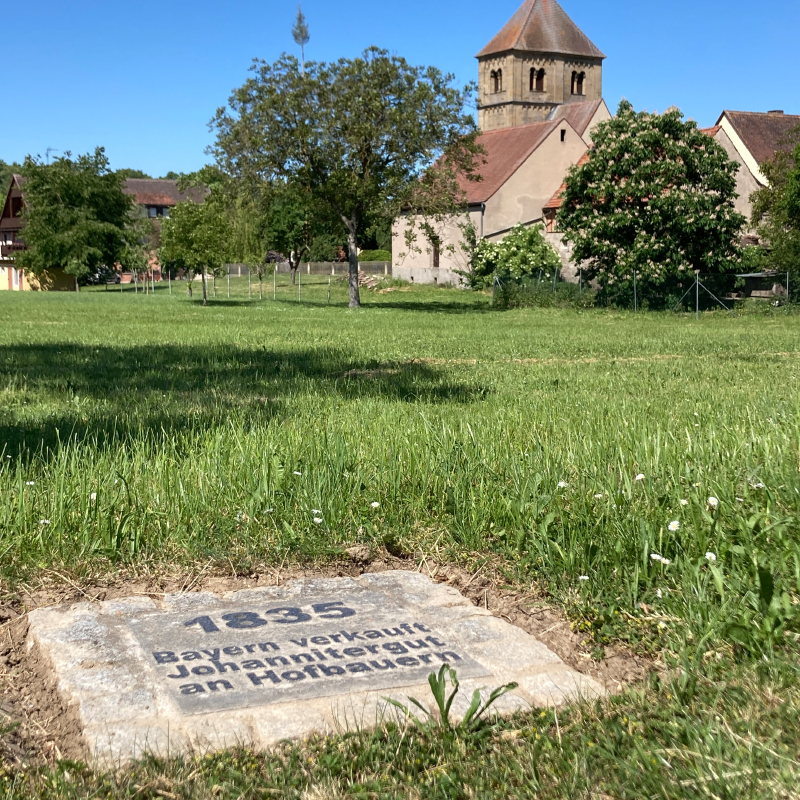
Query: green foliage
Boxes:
[
  {"xmin": 211, "ymin": 47, "xmax": 480, "ymax": 306},
  {"xmin": 470, "ymin": 224, "xmax": 560, "ymax": 288},
  {"xmin": 115, "ymin": 168, "xmax": 151, "ymax": 180},
  {"xmin": 160, "ymin": 171, "xmax": 181, "ymax": 180},
  {"xmin": 386, "ymin": 665, "xmax": 517, "ymax": 747},
  {"xmin": 358, "ymin": 249, "xmax": 391, "ymax": 262},
  {"xmin": 752, "ymin": 129, "xmax": 800, "ymax": 302},
  {"xmin": 0, "ymin": 158, "xmax": 23, "ymax": 196},
  {"xmin": 557, "ymin": 101, "xmax": 746, "ymax": 308},
  {"xmin": 493, "ymin": 278, "xmax": 596, "ymax": 310},
  {"xmin": 159, "ymin": 194, "xmax": 231, "ymax": 305},
  {"xmin": 16, "ymin": 148, "xmax": 136, "ymax": 281}
]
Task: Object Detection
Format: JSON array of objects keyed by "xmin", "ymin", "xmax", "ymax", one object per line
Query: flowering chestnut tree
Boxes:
[{"xmin": 557, "ymin": 101, "xmax": 745, "ymax": 305}]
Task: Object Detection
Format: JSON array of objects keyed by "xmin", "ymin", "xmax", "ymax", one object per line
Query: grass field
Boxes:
[{"xmin": 2, "ymin": 279, "xmax": 800, "ymax": 797}]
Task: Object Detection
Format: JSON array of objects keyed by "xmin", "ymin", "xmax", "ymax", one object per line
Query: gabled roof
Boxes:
[
  {"xmin": 716, "ymin": 110, "xmax": 800, "ymax": 165},
  {"xmin": 543, "ymin": 152, "xmax": 590, "ymax": 210},
  {"xmin": 478, "ymin": 0, "xmax": 604, "ymax": 59},
  {"xmin": 459, "ymin": 120, "xmax": 565, "ymax": 203},
  {"xmin": 123, "ymin": 178, "xmax": 206, "ymax": 206},
  {"xmin": 0, "ymin": 175, "xmax": 25, "ymax": 232},
  {"xmin": 548, "ymin": 99, "xmax": 605, "ymax": 137}
]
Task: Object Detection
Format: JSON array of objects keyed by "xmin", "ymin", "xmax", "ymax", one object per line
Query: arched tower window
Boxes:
[
  {"xmin": 577, "ymin": 71, "xmax": 585, "ymax": 96},
  {"xmin": 536, "ymin": 68, "xmax": 545, "ymax": 92}
]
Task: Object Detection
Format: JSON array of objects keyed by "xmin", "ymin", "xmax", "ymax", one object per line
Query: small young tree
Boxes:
[
  {"xmin": 160, "ymin": 198, "xmax": 230, "ymax": 306},
  {"xmin": 211, "ymin": 48, "xmax": 480, "ymax": 308},
  {"xmin": 16, "ymin": 148, "xmax": 135, "ymax": 288},
  {"xmin": 752, "ymin": 128, "xmax": 800, "ymax": 301},
  {"xmin": 557, "ymin": 101, "xmax": 746, "ymax": 307},
  {"xmin": 291, "ymin": 6, "xmax": 310, "ymax": 74},
  {"xmin": 470, "ymin": 223, "xmax": 560, "ymax": 287}
]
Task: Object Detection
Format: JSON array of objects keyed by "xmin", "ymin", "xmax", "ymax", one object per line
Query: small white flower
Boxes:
[
  {"xmin": 293, "ymin": 471, "xmax": 302, "ymax": 476},
  {"xmin": 90, "ymin": 492, "xmax": 97, "ymax": 501},
  {"xmin": 370, "ymin": 501, "xmax": 380, "ymax": 508},
  {"xmin": 265, "ymin": 508, "xmax": 273, "ymax": 513},
  {"xmin": 557, "ymin": 481, "xmax": 568, "ymax": 489},
  {"xmin": 578, "ymin": 575, "xmax": 589, "ymax": 581},
  {"xmin": 736, "ymin": 497, "xmax": 744, "ymax": 503},
  {"xmin": 26, "ymin": 481, "xmax": 34, "ymax": 486},
  {"xmin": 39, "ymin": 519, "xmax": 50, "ymax": 525},
  {"xmin": 658, "ymin": 621, "xmax": 667, "ymax": 629},
  {"xmin": 313, "ymin": 517, "xmax": 323, "ymax": 524},
  {"xmin": 668, "ymin": 520, "xmax": 680, "ymax": 532},
  {"xmin": 705, "ymin": 552, "xmax": 717, "ymax": 562},
  {"xmin": 634, "ymin": 474, "xmax": 645, "ymax": 482},
  {"xmin": 656, "ymin": 588, "xmax": 663, "ymax": 598},
  {"xmin": 114, "ymin": 479, "xmax": 119, "ymax": 484},
  {"xmin": 750, "ymin": 481, "xmax": 765, "ymax": 489},
  {"xmin": 650, "ymin": 553, "xmax": 662, "ymax": 561},
  {"xmin": 594, "ymin": 493, "xmax": 603, "ymax": 499},
  {"xmin": 650, "ymin": 553, "xmax": 671, "ymax": 565},
  {"xmin": 707, "ymin": 497, "xmax": 719, "ymax": 509},
  {"xmin": 693, "ymin": 482, "xmax": 701, "ymax": 487},
  {"xmin": 312, "ymin": 509, "xmax": 322, "ymax": 514}
]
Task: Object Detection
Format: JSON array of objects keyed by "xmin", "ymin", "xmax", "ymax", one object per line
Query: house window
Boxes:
[
  {"xmin": 530, "ymin": 68, "xmax": 545, "ymax": 92},
  {"xmin": 12, "ymin": 268, "xmax": 19, "ymax": 289},
  {"xmin": 149, "ymin": 207, "xmax": 158, "ymax": 217},
  {"xmin": 433, "ymin": 243, "xmax": 440, "ymax": 269},
  {"xmin": 561, "ymin": 129, "xmax": 566, "ymax": 142}
]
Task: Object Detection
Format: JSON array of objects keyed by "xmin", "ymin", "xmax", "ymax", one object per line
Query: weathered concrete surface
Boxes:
[{"xmin": 27, "ymin": 571, "xmax": 603, "ymax": 765}]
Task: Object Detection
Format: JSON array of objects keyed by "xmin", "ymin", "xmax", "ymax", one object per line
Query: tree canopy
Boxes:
[
  {"xmin": 752, "ymin": 127, "xmax": 800, "ymax": 300},
  {"xmin": 16, "ymin": 148, "xmax": 136, "ymax": 283},
  {"xmin": 210, "ymin": 48, "xmax": 481, "ymax": 307},
  {"xmin": 557, "ymin": 101, "xmax": 746, "ymax": 307},
  {"xmin": 0, "ymin": 159, "xmax": 23, "ymax": 196},
  {"xmin": 159, "ymin": 194, "xmax": 231, "ymax": 305}
]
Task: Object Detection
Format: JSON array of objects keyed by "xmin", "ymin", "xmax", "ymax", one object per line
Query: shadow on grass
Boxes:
[{"xmin": 0, "ymin": 343, "xmax": 489, "ymax": 459}]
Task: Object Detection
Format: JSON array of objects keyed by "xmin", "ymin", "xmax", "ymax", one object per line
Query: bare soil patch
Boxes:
[{"xmin": 0, "ymin": 550, "xmax": 650, "ymax": 768}]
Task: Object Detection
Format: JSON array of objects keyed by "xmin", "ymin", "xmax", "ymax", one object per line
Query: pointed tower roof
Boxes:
[{"xmin": 477, "ymin": 0, "xmax": 605, "ymax": 59}]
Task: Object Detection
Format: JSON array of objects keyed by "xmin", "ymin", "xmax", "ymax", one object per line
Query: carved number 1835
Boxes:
[{"xmin": 183, "ymin": 601, "xmax": 355, "ymax": 633}]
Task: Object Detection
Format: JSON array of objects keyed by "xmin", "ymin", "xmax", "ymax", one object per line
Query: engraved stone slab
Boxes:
[{"xmin": 27, "ymin": 572, "xmax": 604, "ymax": 765}]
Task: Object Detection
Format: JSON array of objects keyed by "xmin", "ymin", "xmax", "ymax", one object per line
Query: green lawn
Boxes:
[{"xmin": 1, "ymin": 282, "xmax": 799, "ymax": 797}]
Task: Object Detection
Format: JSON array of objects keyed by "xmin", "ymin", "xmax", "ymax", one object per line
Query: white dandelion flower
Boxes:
[
  {"xmin": 707, "ymin": 497, "xmax": 719, "ymax": 509},
  {"xmin": 26, "ymin": 481, "xmax": 34, "ymax": 486},
  {"xmin": 579, "ymin": 575, "xmax": 589, "ymax": 582},
  {"xmin": 370, "ymin": 501, "xmax": 380, "ymax": 508},
  {"xmin": 705, "ymin": 552, "xmax": 717, "ymax": 562},
  {"xmin": 557, "ymin": 481, "xmax": 568, "ymax": 489},
  {"xmin": 634, "ymin": 474, "xmax": 645, "ymax": 482},
  {"xmin": 668, "ymin": 520, "xmax": 680, "ymax": 532},
  {"xmin": 656, "ymin": 588, "xmax": 663, "ymax": 599},
  {"xmin": 594, "ymin": 493, "xmax": 603, "ymax": 499},
  {"xmin": 90, "ymin": 492, "xmax": 97, "ymax": 501},
  {"xmin": 313, "ymin": 517, "xmax": 323, "ymax": 524},
  {"xmin": 293, "ymin": 471, "xmax": 302, "ymax": 476},
  {"xmin": 39, "ymin": 519, "xmax": 50, "ymax": 525},
  {"xmin": 312, "ymin": 509, "xmax": 322, "ymax": 514}
]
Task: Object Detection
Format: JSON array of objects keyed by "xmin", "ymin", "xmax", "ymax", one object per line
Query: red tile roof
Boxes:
[
  {"xmin": 123, "ymin": 179, "xmax": 206, "ymax": 206},
  {"xmin": 699, "ymin": 125, "xmax": 720, "ymax": 137},
  {"xmin": 460, "ymin": 120, "xmax": 562, "ymax": 203},
  {"xmin": 718, "ymin": 110, "xmax": 800, "ymax": 165},
  {"xmin": 549, "ymin": 99, "xmax": 604, "ymax": 137},
  {"xmin": 542, "ymin": 152, "xmax": 590, "ymax": 210},
  {"xmin": 478, "ymin": 0, "xmax": 604, "ymax": 59}
]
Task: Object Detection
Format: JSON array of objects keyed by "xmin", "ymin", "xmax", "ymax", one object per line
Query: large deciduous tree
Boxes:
[
  {"xmin": 210, "ymin": 48, "xmax": 481, "ymax": 308},
  {"xmin": 160, "ymin": 195, "xmax": 231, "ymax": 306},
  {"xmin": 557, "ymin": 101, "xmax": 746, "ymax": 307},
  {"xmin": 752, "ymin": 128, "xmax": 800, "ymax": 301},
  {"xmin": 16, "ymin": 148, "xmax": 135, "ymax": 287}
]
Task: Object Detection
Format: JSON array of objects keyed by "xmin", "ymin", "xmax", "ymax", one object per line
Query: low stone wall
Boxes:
[{"xmin": 391, "ymin": 265, "xmax": 465, "ymax": 286}]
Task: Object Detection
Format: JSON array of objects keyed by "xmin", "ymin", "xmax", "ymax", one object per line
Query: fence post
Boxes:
[
  {"xmin": 298, "ymin": 267, "xmax": 301, "ymax": 302},
  {"xmin": 384, "ymin": 262, "xmax": 388, "ymax": 276},
  {"xmin": 227, "ymin": 271, "xmax": 230, "ymax": 299},
  {"xmin": 273, "ymin": 265, "xmax": 276, "ymax": 300},
  {"xmin": 696, "ymin": 272, "xmax": 699, "ymax": 319},
  {"xmin": 634, "ymin": 269, "xmax": 638, "ymax": 312},
  {"xmin": 579, "ymin": 269, "xmax": 582, "ymax": 295},
  {"xmin": 248, "ymin": 269, "xmax": 251, "ymax": 298},
  {"xmin": 328, "ymin": 275, "xmax": 331, "ymax": 305},
  {"xmin": 168, "ymin": 270, "xmax": 171, "ymax": 295}
]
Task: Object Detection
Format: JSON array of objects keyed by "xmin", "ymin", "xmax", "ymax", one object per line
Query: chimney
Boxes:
[{"xmin": 767, "ymin": 110, "xmax": 784, "ymax": 115}]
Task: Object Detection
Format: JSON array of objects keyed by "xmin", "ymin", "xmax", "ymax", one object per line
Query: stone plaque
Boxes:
[
  {"xmin": 27, "ymin": 572, "xmax": 604, "ymax": 765},
  {"xmin": 127, "ymin": 591, "xmax": 490, "ymax": 714}
]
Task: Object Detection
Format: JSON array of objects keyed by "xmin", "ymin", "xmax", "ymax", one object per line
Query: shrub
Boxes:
[
  {"xmin": 358, "ymin": 249, "xmax": 392, "ymax": 262},
  {"xmin": 470, "ymin": 224, "xmax": 561, "ymax": 288},
  {"xmin": 493, "ymin": 278, "xmax": 596, "ymax": 309}
]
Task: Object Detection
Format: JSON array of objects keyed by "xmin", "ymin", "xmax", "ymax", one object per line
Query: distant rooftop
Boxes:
[{"xmin": 123, "ymin": 179, "xmax": 206, "ymax": 206}]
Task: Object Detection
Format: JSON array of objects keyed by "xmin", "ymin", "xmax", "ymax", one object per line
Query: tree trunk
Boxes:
[
  {"xmin": 187, "ymin": 276, "xmax": 193, "ymax": 298},
  {"xmin": 290, "ymin": 266, "xmax": 297, "ymax": 286},
  {"xmin": 201, "ymin": 269, "xmax": 208, "ymax": 307},
  {"xmin": 347, "ymin": 226, "xmax": 360, "ymax": 308}
]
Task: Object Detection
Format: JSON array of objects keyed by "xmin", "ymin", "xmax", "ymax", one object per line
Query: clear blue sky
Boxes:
[{"xmin": 2, "ymin": 0, "xmax": 797, "ymax": 177}]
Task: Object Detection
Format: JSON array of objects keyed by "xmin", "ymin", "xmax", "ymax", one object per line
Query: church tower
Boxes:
[{"xmin": 477, "ymin": 0, "xmax": 605, "ymax": 132}]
